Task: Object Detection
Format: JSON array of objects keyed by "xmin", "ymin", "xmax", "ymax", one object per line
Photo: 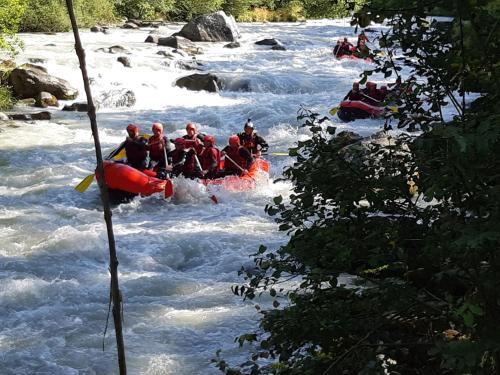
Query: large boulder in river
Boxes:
[
  {"xmin": 175, "ymin": 11, "xmax": 240, "ymax": 42},
  {"xmin": 158, "ymin": 36, "xmax": 202, "ymax": 56},
  {"xmin": 175, "ymin": 73, "xmax": 221, "ymax": 93},
  {"xmin": 8, "ymin": 65, "xmax": 78, "ymax": 100}
]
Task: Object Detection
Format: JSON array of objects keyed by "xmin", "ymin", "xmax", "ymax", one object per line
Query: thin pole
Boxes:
[{"xmin": 64, "ymin": 1, "xmax": 127, "ymax": 374}]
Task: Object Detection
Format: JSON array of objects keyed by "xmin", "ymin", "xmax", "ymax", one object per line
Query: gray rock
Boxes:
[
  {"xmin": 122, "ymin": 22, "xmax": 139, "ymax": 29},
  {"xmin": 158, "ymin": 36, "xmax": 202, "ymax": 56},
  {"xmin": 272, "ymin": 44, "xmax": 286, "ymax": 51},
  {"xmin": 62, "ymin": 102, "xmax": 88, "ymax": 112},
  {"xmin": 224, "ymin": 41, "xmax": 240, "ymax": 48},
  {"xmin": 17, "ymin": 98, "xmax": 36, "ymax": 106},
  {"xmin": 35, "ymin": 91, "xmax": 59, "ymax": 108},
  {"xmin": 255, "ymin": 38, "xmax": 279, "ymax": 46},
  {"xmin": 109, "ymin": 45, "xmax": 129, "ymax": 54},
  {"xmin": 8, "ymin": 65, "xmax": 78, "ymax": 100},
  {"xmin": 28, "ymin": 58, "xmax": 46, "ymax": 64},
  {"xmin": 176, "ymin": 11, "xmax": 240, "ymax": 42},
  {"xmin": 9, "ymin": 111, "xmax": 51, "ymax": 120},
  {"xmin": 175, "ymin": 73, "xmax": 221, "ymax": 93},
  {"xmin": 157, "ymin": 50, "xmax": 176, "ymax": 59},
  {"xmin": 175, "ymin": 60, "xmax": 203, "ymax": 71},
  {"xmin": 145, "ymin": 35, "xmax": 160, "ymax": 43},
  {"xmin": 117, "ymin": 56, "xmax": 131, "ymax": 67},
  {"xmin": 90, "ymin": 26, "xmax": 103, "ymax": 32}
]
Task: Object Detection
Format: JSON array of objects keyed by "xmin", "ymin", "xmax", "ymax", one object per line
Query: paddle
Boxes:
[
  {"xmin": 223, "ymin": 153, "xmax": 257, "ymax": 183},
  {"xmin": 193, "ymin": 153, "xmax": 218, "ymax": 204}
]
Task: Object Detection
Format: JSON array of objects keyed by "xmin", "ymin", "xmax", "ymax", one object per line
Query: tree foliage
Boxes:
[
  {"xmin": 0, "ymin": 0, "xmax": 26, "ymax": 53},
  {"xmin": 115, "ymin": 0, "xmax": 175, "ymax": 20},
  {"xmin": 214, "ymin": 0, "xmax": 500, "ymax": 374}
]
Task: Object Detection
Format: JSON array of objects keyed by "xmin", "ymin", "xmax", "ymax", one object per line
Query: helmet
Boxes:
[
  {"xmin": 174, "ymin": 137, "xmax": 185, "ymax": 145},
  {"xmin": 353, "ymin": 82, "xmax": 360, "ymax": 88},
  {"xmin": 244, "ymin": 119, "xmax": 254, "ymax": 129},
  {"xmin": 229, "ymin": 135, "xmax": 240, "ymax": 147},
  {"xmin": 366, "ymin": 81, "xmax": 375, "ymax": 87},
  {"xmin": 186, "ymin": 122, "xmax": 196, "ymax": 132},
  {"xmin": 152, "ymin": 122, "xmax": 163, "ymax": 132},
  {"xmin": 204, "ymin": 135, "xmax": 215, "ymax": 145},
  {"xmin": 126, "ymin": 123, "xmax": 139, "ymax": 136}
]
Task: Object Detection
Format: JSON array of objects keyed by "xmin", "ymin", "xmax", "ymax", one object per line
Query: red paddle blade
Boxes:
[{"xmin": 164, "ymin": 179, "xmax": 174, "ymax": 199}]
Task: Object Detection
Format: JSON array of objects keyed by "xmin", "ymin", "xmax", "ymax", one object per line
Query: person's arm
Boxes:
[
  {"xmin": 256, "ymin": 134, "xmax": 268, "ymax": 152},
  {"xmin": 240, "ymin": 147, "xmax": 254, "ymax": 170},
  {"xmin": 343, "ymin": 90, "xmax": 351, "ymax": 101}
]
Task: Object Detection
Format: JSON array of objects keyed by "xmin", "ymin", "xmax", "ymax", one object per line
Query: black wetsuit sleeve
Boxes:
[
  {"xmin": 106, "ymin": 140, "xmax": 126, "ymax": 160},
  {"xmin": 256, "ymin": 134, "xmax": 268, "ymax": 152},
  {"xmin": 239, "ymin": 147, "xmax": 254, "ymax": 169},
  {"xmin": 344, "ymin": 90, "xmax": 351, "ymax": 100}
]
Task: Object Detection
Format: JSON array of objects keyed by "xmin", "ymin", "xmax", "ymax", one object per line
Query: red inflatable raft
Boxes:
[
  {"xmin": 337, "ymin": 100, "xmax": 385, "ymax": 122},
  {"xmin": 96, "ymin": 161, "xmax": 173, "ymax": 200},
  {"xmin": 338, "ymin": 54, "xmax": 373, "ymax": 63},
  {"xmin": 201, "ymin": 158, "xmax": 270, "ymax": 191}
]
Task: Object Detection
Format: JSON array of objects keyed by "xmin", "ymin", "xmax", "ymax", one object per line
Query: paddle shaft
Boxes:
[{"xmin": 223, "ymin": 154, "xmax": 246, "ymax": 174}]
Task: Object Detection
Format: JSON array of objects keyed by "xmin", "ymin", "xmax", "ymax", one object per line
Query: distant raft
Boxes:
[{"xmin": 337, "ymin": 100, "xmax": 385, "ymax": 122}]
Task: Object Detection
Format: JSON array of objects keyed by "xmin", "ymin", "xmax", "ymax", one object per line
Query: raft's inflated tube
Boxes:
[
  {"xmin": 202, "ymin": 158, "xmax": 270, "ymax": 191},
  {"xmin": 97, "ymin": 161, "xmax": 170, "ymax": 196},
  {"xmin": 337, "ymin": 100, "xmax": 385, "ymax": 122}
]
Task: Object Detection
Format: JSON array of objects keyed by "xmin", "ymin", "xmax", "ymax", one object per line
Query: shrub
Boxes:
[
  {"xmin": 170, "ymin": 0, "xmax": 224, "ymax": 20},
  {"xmin": 0, "ymin": 0, "xmax": 27, "ymax": 54},
  {"xmin": 0, "ymin": 84, "xmax": 14, "ymax": 110},
  {"xmin": 115, "ymin": 0, "xmax": 174, "ymax": 20}
]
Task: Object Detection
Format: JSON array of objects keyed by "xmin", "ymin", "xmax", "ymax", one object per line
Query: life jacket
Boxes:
[
  {"xmin": 125, "ymin": 137, "xmax": 148, "ymax": 170},
  {"xmin": 148, "ymin": 135, "xmax": 168, "ymax": 162},
  {"xmin": 346, "ymin": 90, "xmax": 363, "ymax": 101},
  {"xmin": 224, "ymin": 146, "xmax": 247, "ymax": 171},
  {"xmin": 199, "ymin": 146, "xmax": 221, "ymax": 172},
  {"xmin": 182, "ymin": 134, "xmax": 204, "ymax": 154}
]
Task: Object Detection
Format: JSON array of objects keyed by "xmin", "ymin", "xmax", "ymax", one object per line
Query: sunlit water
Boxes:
[{"xmin": 1, "ymin": 19, "xmax": 401, "ymax": 374}]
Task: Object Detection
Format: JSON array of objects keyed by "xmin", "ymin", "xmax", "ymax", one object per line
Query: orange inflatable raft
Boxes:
[
  {"xmin": 201, "ymin": 158, "xmax": 270, "ymax": 191},
  {"xmin": 96, "ymin": 161, "xmax": 173, "ymax": 200}
]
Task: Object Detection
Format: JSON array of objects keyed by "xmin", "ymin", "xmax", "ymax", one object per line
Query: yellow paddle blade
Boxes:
[
  {"xmin": 271, "ymin": 152, "xmax": 290, "ymax": 156},
  {"xmin": 111, "ymin": 148, "xmax": 127, "ymax": 161},
  {"xmin": 377, "ymin": 51, "xmax": 386, "ymax": 57},
  {"xmin": 329, "ymin": 107, "xmax": 339, "ymax": 116},
  {"xmin": 74, "ymin": 174, "xmax": 95, "ymax": 193},
  {"xmin": 387, "ymin": 106, "xmax": 399, "ymax": 113}
]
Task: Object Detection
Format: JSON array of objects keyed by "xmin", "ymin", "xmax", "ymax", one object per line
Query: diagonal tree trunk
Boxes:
[{"xmin": 64, "ymin": 1, "xmax": 127, "ymax": 373}]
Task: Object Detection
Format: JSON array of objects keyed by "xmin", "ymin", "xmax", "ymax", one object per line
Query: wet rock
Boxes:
[
  {"xmin": 62, "ymin": 102, "xmax": 88, "ymax": 112},
  {"xmin": 45, "ymin": 43, "xmax": 56, "ymax": 47},
  {"xmin": 28, "ymin": 58, "xmax": 46, "ymax": 64},
  {"xmin": 272, "ymin": 43, "xmax": 286, "ymax": 51},
  {"xmin": 157, "ymin": 50, "xmax": 176, "ymax": 59},
  {"xmin": 35, "ymin": 91, "xmax": 59, "ymax": 108},
  {"xmin": 255, "ymin": 38, "xmax": 279, "ymax": 46},
  {"xmin": 96, "ymin": 45, "xmax": 130, "ymax": 54},
  {"xmin": 96, "ymin": 89, "xmax": 136, "ymax": 108},
  {"xmin": 224, "ymin": 41, "xmax": 240, "ymax": 48},
  {"xmin": 8, "ymin": 65, "xmax": 78, "ymax": 100},
  {"xmin": 175, "ymin": 60, "xmax": 203, "ymax": 71},
  {"xmin": 122, "ymin": 22, "xmax": 139, "ymax": 29},
  {"xmin": 90, "ymin": 26, "xmax": 103, "ymax": 32},
  {"xmin": 145, "ymin": 35, "xmax": 160, "ymax": 43},
  {"xmin": 117, "ymin": 56, "xmax": 131, "ymax": 67},
  {"xmin": 172, "ymin": 49, "xmax": 188, "ymax": 57},
  {"xmin": 9, "ymin": 111, "xmax": 51, "ymax": 120},
  {"xmin": 175, "ymin": 11, "xmax": 240, "ymax": 42},
  {"xmin": 158, "ymin": 36, "xmax": 202, "ymax": 56},
  {"xmin": 175, "ymin": 73, "xmax": 221, "ymax": 93}
]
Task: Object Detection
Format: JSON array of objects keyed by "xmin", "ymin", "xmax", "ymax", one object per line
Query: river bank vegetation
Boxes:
[{"xmin": 214, "ymin": 0, "xmax": 500, "ymax": 373}]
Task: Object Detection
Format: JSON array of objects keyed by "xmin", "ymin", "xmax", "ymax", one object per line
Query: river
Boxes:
[{"xmin": 0, "ymin": 19, "xmax": 387, "ymax": 374}]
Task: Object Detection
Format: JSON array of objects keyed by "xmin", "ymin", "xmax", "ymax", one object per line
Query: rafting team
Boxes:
[
  {"xmin": 118, "ymin": 119, "xmax": 269, "ymax": 181},
  {"xmin": 333, "ymin": 32, "xmax": 371, "ymax": 59}
]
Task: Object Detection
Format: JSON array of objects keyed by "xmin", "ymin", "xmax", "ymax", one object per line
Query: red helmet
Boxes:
[
  {"xmin": 229, "ymin": 135, "xmax": 240, "ymax": 147},
  {"xmin": 152, "ymin": 122, "xmax": 163, "ymax": 132},
  {"xmin": 174, "ymin": 137, "xmax": 185, "ymax": 145},
  {"xmin": 204, "ymin": 135, "xmax": 215, "ymax": 145},
  {"xmin": 186, "ymin": 122, "xmax": 196, "ymax": 132},
  {"xmin": 126, "ymin": 124, "xmax": 139, "ymax": 136}
]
